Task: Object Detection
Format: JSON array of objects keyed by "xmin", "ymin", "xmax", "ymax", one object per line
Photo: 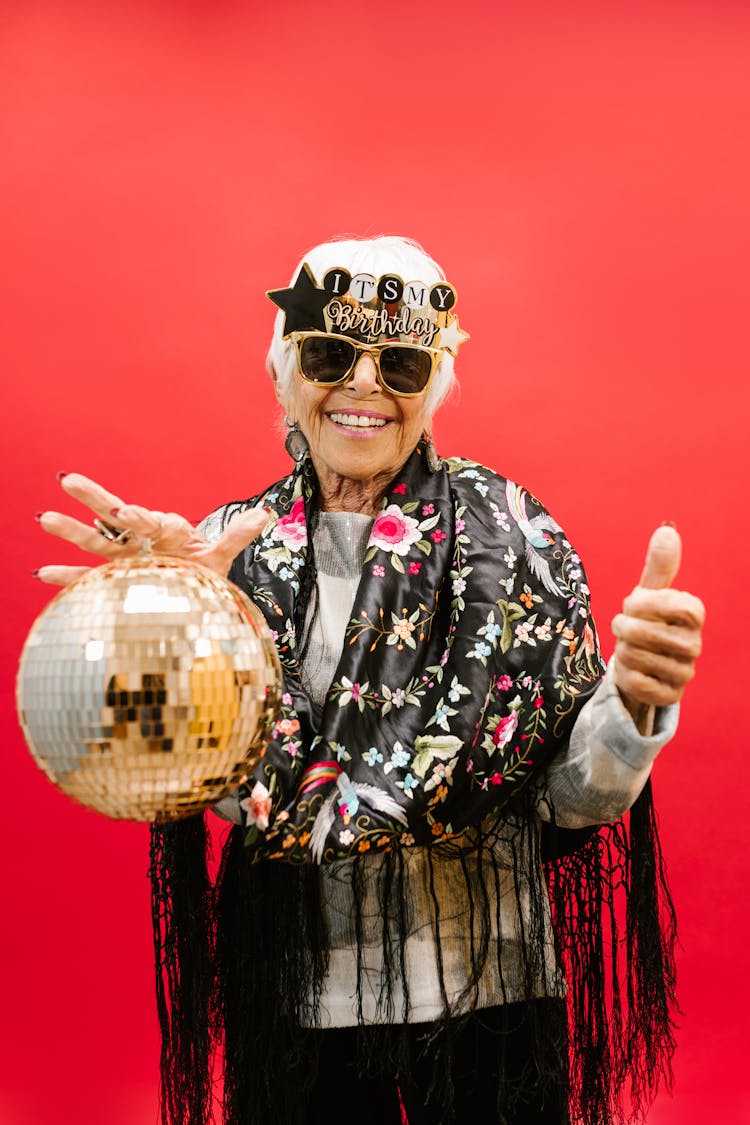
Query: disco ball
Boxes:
[{"xmin": 16, "ymin": 555, "xmax": 282, "ymax": 821}]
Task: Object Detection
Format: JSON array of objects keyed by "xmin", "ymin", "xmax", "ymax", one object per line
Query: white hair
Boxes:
[{"xmin": 266, "ymin": 235, "xmax": 459, "ymax": 415}]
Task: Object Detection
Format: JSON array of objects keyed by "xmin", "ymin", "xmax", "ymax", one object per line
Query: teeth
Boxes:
[{"xmin": 329, "ymin": 413, "xmax": 388, "ymax": 428}]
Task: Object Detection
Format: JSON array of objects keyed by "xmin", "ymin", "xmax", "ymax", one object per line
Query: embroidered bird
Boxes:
[
  {"xmin": 505, "ymin": 480, "xmax": 563, "ymax": 596},
  {"xmin": 308, "ymin": 772, "xmax": 408, "ymax": 863}
]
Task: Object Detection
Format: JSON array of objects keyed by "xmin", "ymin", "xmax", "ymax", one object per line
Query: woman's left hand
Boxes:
[{"xmin": 611, "ymin": 525, "xmax": 705, "ymax": 728}]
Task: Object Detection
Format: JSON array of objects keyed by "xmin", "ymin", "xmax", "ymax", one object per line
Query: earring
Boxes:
[
  {"xmin": 284, "ymin": 418, "xmax": 309, "ymax": 463},
  {"xmin": 423, "ymin": 432, "xmax": 441, "ymax": 474}
]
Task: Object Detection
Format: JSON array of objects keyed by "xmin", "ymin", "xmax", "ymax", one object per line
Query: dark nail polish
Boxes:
[
  {"xmin": 660, "ymin": 520, "xmax": 677, "ymax": 528},
  {"xmin": 34, "ymin": 511, "xmax": 43, "ymax": 522},
  {"xmin": 56, "ymin": 471, "xmax": 69, "ymax": 482},
  {"xmin": 31, "ymin": 569, "xmax": 40, "ymax": 578}
]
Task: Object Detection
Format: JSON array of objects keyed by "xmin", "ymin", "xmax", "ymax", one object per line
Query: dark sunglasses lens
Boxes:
[
  {"xmin": 379, "ymin": 347, "xmax": 433, "ymax": 394},
  {"xmin": 299, "ymin": 337, "xmax": 356, "ymax": 383}
]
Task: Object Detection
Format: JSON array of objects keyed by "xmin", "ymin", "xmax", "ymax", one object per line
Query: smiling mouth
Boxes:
[{"xmin": 327, "ymin": 412, "xmax": 391, "ymax": 430}]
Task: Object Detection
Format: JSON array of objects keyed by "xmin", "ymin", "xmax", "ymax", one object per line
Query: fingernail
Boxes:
[
  {"xmin": 56, "ymin": 471, "xmax": 69, "ymax": 482},
  {"xmin": 31, "ymin": 569, "xmax": 40, "ymax": 578},
  {"xmin": 660, "ymin": 520, "xmax": 677, "ymax": 528},
  {"xmin": 34, "ymin": 511, "xmax": 44, "ymax": 522}
]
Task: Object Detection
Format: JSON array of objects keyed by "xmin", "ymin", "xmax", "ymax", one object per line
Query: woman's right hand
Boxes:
[{"xmin": 35, "ymin": 473, "xmax": 269, "ymax": 587}]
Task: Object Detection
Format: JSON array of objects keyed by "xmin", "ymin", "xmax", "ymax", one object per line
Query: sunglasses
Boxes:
[{"xmin": 291, "ymin": 332, "xmax": 440, "ymax": 397}]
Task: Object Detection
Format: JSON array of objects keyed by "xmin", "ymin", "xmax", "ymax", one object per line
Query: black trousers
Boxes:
[{"xmin": 302, "ymin": 1001, "xmax": 569, "ymax": 1125}]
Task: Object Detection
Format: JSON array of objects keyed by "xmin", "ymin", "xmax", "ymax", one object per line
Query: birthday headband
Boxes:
[{"xmin": 267, "ymin": 263, "xmax": 469, "ymax": 356}]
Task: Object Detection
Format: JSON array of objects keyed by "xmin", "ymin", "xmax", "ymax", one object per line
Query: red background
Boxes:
[{"xmin": 1, "ymin": 1, "xmax": 747, "ymax": 1121}]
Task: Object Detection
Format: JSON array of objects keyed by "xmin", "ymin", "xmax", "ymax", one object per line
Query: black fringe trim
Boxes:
[{"xmin": 149, "ymin": 781, "xmax": 677, "ymax": 1125}]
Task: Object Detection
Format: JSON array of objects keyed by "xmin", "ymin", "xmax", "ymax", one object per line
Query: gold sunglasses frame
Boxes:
[{"xmin": 290, "ymin": 331, "xmax": 441, "ymax": 398}]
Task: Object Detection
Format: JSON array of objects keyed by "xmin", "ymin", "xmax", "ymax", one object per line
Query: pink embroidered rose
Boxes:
[
  {"xmin": 496, "ymin": 675, "xmax": 513, "ymax": 691},
  {"xmin": 369, "ymin": 505, "xmax": 421, "ymax": 556},
  {"xmin": 492, "ymin": 711, "xmax": 519, "ymax": 749},
  {"xmin": 275, "ymin": 717, "xmax": 300, "ymax": 736},
  {"xmin": 272, "ymin": 496, "xmax": 307, "ymax": 549},
  {"xmin": 240, "ymin": 781, "xmax": 272, "ymax": 832}
]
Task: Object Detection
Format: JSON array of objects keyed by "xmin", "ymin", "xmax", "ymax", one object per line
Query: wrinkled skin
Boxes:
[{"xmin": 35, "ymin": 358, "xmax": 705, "ymax": 731}]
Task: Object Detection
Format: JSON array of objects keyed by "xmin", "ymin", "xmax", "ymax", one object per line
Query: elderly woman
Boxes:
[{"xmin": 38, "ymin": 236, "xmax": 704, "ymax": 1125}]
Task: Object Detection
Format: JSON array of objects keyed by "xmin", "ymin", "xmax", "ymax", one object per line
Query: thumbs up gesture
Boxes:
[{"xmin": 611, "ymin": 526, "xmax": 705, "ymax": 722}]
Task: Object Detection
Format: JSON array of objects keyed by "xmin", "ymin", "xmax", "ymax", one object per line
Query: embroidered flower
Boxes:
[
  {"xmin": 514, "ymin": 623, "xmax": 532, "ymax": 643},
  {"xmin": 274, "ymin": 717, "xmax": 300, "ymax": 737},
  {"xmin": 492, "ymin": 510, "xmax": 510, "ymax": 531},
  {"xmin": 520, "ymin": 591, "xmax": 534, "ymax": 609},
  {"xmin": 452, "ymin": 577, "xmax": 466, "ymax": 595},
  {"xmin": 393, "ymin": 618, "xmax": 416, "ymax": 640},
  {"xmin": 363, "ymin": 747, "xmax": 384, "ymax": 767},
  {"xmin": 484, "ymin": 622, "xmax": 501, "ymax": 642},
  {"xmin": 372, "ymin": 564, "xmax": 386, "ymax": 577},
  {"xmin": 339, "ymin": 829, "xmax": 355, "ymax": 845},
  {"xmin": 433, "ymin": 703, "xmax": 450, "ymax": 726},
  {"xmin": 492, "ymin": 711, "xmax": 519, "ymax": 750},
  {"xmin": 534, "ymin": 697, "xmax": 544, "ymax": 709},
  {"xmin": 408, "ymin": 561, "xmax": 422, "ymax": 575},
  {"xmin": 281, "ymin": 692, "xmax": 293, "ymax": 706},
  {"xmin": 503, "ymin": 546, "xmax": 517, "ymax": 568},
  {"xmin": 400, "ymin": 832, "xmax": 416, "ymax": 846},
  {"xmin": 240, "ymin": 781, "xmax": 272, "ymax": 832},
  {"xmin": 431, "ymin": 529, "xmax": 447, "ymax": 543},
  {"xmin": 391, "ymin": 745, "xmax": 411, "ymax": 768},
  {"xmin": 422, "ymin": 503, "xmax": 434, "ymax": 515},
  {"xmin": 392, "ymin": 483, "xmax": 407, "ymax": 495},
  {"xmin": 448, "ymin": 677, "xmax": 470, "ymax": 703},
  {"xmin": 336, "ymin": 677, "xmax": 370, "ymax": 710},
  {"xmin": 534, "ymin": 622, "xmax": 552, "ymax": 641},
  {"xmin": 490, "ymin": 772, "xmax": 503, "ymax": 786},
  {"xmin": 369, "ymin": 505, "xmax": 421, "ymax": 556},
  {"xmin": 471, "ymin": 641, "xmax": 491, "ymax": 659},
  {"xmin": 455, "ymin": 517, "xmax": 466, "ymax": 533},
  {"xmin": 271, "ymin": 496, "xmax": 307, "ymax": 549},
  {"xmin": 497, "ymin": 674, "xmax": 513, "ymax": 691}
]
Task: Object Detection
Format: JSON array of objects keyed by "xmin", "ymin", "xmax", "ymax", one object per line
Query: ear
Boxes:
[{"xmin": 269, "ymin": 363, "xmax": 292, "ymax": 413}]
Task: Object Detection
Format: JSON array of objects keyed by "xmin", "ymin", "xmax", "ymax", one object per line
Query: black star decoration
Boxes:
[{"xmin": 266, "ymin": 262, "xmax": 330, "ymax": 336}]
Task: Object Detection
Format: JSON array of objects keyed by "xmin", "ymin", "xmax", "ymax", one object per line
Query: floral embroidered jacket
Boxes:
[{"xmin": 221, "ymin": 443, "xmax": 605, "ymax": 864}]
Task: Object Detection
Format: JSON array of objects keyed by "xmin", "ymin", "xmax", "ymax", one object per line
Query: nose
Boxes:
[{"xmin": 345, "ymin": 353, "xmax": 380, "ymax": 396}]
